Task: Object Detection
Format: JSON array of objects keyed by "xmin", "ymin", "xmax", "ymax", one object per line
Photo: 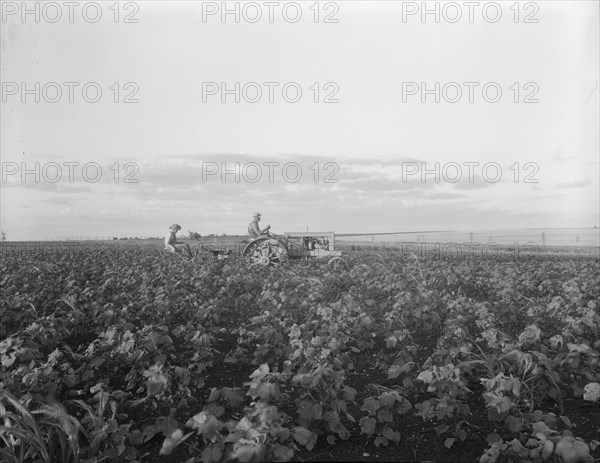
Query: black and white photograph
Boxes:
[{"xmin": 1, "ymin": 1, "xmax": 599, "ymax": 461}]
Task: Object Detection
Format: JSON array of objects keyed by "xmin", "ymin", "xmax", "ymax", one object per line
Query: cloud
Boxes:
[
  {"xmin": 115, "ymin": 157, "xmax": 499, "ymax": 223},
  {"xmin": 124, "ymin": 156, "xmax": 438, "ymax": 203},
  {"xmin": 173, "ymin": 152, "xmax": 423, "ymax": 167},
  {"xmin": 9, "ymin": 182, "xmax": 90, "ymax": 193},
  {"xmin": 120, "ymin": 156, "xmax": 508, "ymax": 210},
  {"xmin": 557, "ymin": 179, "xmax": 592, "ymax": 188},
  {"xmin": 44, "ymin": 197, "xmax": 75, "ymax": 204},
  {"xmin": 425, "ymin": 192, "xmax": 466, "ymax": 200},
  {"xmin": 337, "ymin": 175, "xmax": 433, "ymax": 192},
  {"xmin": 333, "ymin": 155, "xmax": 424, "ymax": 167},
  {"xmin": 6, "ymin": 151, "xmax": 596, "ymax": 240},
  {"xmin": 138, "ymin": 154, "xmax": 431, "ymax": 188},
  {"xmin": 452, "ymin": 175, "xmax": 496, "ymax": 190},
  {"xmin": 3, "ymin": 180, "xmax": 61, "ymax": 191}
]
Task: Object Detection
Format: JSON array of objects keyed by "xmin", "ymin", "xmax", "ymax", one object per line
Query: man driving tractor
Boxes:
[
  {"xmin": 247, "ymin": 213, "xmax": 290, "ymax": 248},
  {"xmin": 248, "ymin": 212, "xmax": 271, "ymax": 237}
]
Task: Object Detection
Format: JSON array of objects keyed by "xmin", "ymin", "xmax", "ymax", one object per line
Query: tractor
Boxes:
[{"xmin": 194, "ymin": 231, "xmax": 342, "ymax": 266}]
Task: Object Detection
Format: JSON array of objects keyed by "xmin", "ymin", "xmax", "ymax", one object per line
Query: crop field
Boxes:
[{"xmin": 0, "ymin": 242, "xmax": 599, "ymax": 463}]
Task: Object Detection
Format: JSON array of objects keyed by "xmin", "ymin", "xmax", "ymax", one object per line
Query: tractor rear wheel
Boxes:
[{"xmin": 242, "ymin": 237, "xmax": 288, "ymax": 266}]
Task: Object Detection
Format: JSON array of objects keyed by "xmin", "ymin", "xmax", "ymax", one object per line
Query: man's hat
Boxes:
[
  {"xmin": 170, "ymin": 224, "xmax": 181, "ymax": 231},
  {"xmin": 253, "ymin": 212, "xmax": 261, "ymax": 218}
]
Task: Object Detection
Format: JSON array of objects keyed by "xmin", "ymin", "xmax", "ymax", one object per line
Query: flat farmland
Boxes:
[{"xmin": 0, "ymin": 243, "xmax": 598, "ymax": 462}]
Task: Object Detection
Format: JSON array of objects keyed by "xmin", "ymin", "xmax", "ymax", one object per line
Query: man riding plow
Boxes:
[{"xmin": 164, "ymin": 224, "xmax": 202, "ymax": 260}]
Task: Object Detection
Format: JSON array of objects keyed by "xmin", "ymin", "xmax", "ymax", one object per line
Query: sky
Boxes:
[{"xmin": 1, "ymin": 0, "xmax": 598, "ymax": 240}]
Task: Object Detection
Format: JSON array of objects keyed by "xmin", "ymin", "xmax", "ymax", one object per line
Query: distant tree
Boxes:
[{"xmin": 1, "ymin": 231, "xmax": 5, "ymax": 241}]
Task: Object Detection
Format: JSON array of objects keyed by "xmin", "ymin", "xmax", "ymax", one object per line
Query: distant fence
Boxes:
[
  {"xmin": 337, "ymin": 229, "xmax": 600, "ymax": 258},
  {"xmin": 337, "ymin": 229, "xmax": 600, "ymax": 248}
]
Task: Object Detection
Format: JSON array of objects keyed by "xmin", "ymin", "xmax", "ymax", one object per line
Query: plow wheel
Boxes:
[{"xmin": 242, "ymin": 237, "xmax": 288, "ymax": 266}]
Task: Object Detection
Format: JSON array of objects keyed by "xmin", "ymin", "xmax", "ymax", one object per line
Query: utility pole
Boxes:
[{"xmin": 541, "ymin": 232, "xmax": 546, "ymax": 250}]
